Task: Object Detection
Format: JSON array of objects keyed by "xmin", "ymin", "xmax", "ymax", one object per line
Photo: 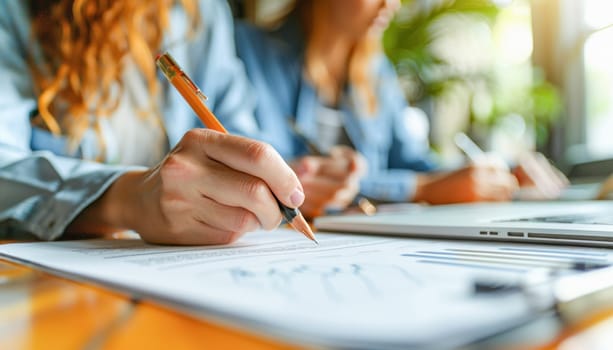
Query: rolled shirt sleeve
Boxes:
[{"xmin": 0, "ymin": 148, "xmax": 130, "ymax": 240}]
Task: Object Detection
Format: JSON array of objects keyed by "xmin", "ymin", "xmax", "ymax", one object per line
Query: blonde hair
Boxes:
[
  {"xmin": 28, "ymin": 0, "xmax": 199, "ymax": 151},
  {"xmin": 298, "ymin": 0, "xmax": 379, "ymax": 114}
]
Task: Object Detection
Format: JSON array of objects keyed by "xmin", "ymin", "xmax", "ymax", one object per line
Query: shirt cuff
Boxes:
[
  {"xmin": 359, "ymin": 170, "xmax": 418, "ymax": 202},
  {"xmin": 26, "ymin": 169, "xmax": 128, "ymax": 240}
]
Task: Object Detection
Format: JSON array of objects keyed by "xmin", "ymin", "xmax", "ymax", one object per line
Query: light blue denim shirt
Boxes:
[
  {"xmin": 0, "ymin": 0, "xmax": 255, "ymax": 240},
  {"xmin": 232, "ymin": 19, "xmax": 437, "ymax": 203}
]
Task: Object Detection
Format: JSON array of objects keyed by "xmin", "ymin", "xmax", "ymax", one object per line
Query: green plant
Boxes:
[
  {"xmin": 383, "ymin": 0, "xmax": 500, "ymax": 103},
  {"xmin": 383, "ymin": 0, "xmax": 562, "ymax": 149}
]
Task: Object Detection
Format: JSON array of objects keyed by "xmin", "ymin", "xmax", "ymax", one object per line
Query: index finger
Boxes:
[{"xmin": 196, "ymin": 129, "xmax": 305, "ymax": 208}]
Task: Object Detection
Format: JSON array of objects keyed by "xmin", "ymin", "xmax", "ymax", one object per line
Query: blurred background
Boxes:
[{"xmin": 230, "ymin": 0, "xmax": 613, "ymax": 181}]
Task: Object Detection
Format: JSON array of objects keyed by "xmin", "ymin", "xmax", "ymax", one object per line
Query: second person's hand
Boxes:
[{"xmin": 291, "ymin": 145, "xmax": 367, "ymax": 218}]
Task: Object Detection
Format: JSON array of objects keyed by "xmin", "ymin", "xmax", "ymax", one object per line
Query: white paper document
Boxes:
[{"xmin": 1, "ymin": 230, "xmax": 611, "ymax": 349}]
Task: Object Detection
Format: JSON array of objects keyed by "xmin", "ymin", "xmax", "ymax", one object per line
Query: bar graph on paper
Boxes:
[
  {"xmin": 222, "ymin": 263, "xmax": 420, "ymax": 302},
  {"xmin": 184, "ymin": 235, "xmax": 612, "ymax": 303}
]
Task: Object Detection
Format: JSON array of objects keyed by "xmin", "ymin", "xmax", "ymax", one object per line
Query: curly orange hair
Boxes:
[{"xmin": 28, "ymin": 0, "xmax": 199, "ymax": 150}]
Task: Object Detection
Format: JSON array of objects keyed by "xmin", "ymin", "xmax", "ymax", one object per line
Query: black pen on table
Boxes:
[
  {"xmin": 156, "ymin": 52, "xmax": 317, "ymax": 244},
  {"xmin": 288, "ymin": 121, "xmax": 377, "ymax": 216}
]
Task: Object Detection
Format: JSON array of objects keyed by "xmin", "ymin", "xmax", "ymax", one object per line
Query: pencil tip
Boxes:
[{"xmin": 288, "ymin": 212, "xmax": 318, "ymax": 244}]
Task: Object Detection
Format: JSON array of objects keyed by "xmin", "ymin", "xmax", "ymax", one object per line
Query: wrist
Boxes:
[
  {"xmin": 67, "ymin": 170, "xmax": 145, "ymax": 234},
  {"xmin": 104, "ymin": 171, "xmax": 145, "ymax": 230},
  {"xmin": 412, "ymin": 174, "xmax": 429, "ymax": 202}
]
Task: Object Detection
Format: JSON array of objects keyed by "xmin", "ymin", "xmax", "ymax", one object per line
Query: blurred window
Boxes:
[{"xmin": 583, "ymin": 0, "xmax": 613, "ymax": 158}]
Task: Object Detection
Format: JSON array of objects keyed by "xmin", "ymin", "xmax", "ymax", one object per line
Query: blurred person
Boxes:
[{"xmin": 231, "ymin": 0, "xmax": 530, "ymax": 212}]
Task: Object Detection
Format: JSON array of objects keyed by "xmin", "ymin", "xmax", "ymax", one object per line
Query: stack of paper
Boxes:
[{"xmin": 2, "ymin": 230, "xmax": 609, "ymax": 349}]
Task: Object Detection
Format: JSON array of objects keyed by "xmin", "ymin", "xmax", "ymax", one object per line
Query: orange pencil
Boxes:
[{"xmin": 156, "ymin": 52, "xmax": 317, "ymax": 244}]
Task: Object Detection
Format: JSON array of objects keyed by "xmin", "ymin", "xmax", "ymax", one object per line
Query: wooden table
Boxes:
[
  {"xmin": 1, "ymin": 254, "xmax": 613, "ymax": 349},
  {"xmin": 0, "ymin": 259, "xmax": 298, "ymax": 350}
]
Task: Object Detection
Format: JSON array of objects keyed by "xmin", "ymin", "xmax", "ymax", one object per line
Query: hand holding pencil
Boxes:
[{"xmin": 155, "ymin": 52, "xmax": 316, "ymax": 244}]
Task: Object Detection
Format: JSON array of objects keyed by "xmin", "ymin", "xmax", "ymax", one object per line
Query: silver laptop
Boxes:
[{"xmin": 314, "ymin": 201, "xmax": 613, "ymax": 247}]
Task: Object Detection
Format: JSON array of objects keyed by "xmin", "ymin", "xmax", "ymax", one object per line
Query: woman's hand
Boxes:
[
  {"xmin": 68, "ymin": 129, "xmax": 305, "ymax": 245},
  {"xmin": 291, "ymin": 145, "xmax": 366, "ymax": 218},
  {"xmin": 414, "ymin": 165, "xmax": 519, "ymax": 204}
]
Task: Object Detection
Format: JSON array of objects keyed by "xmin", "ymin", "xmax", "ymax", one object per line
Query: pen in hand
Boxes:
[
  {"xmin": 454, "ymin": 132, "xmax": 487, "ymax": 164},
  {"xmin": 454, "ymin": 132, "xmax": 508, "ymax": 170},
  {"xmin": 455, "ymin": 132, "xmax": 567, "ymax": 199},
  {"xmin": 156, "ymin": 52, "xmax": 317, "ymax": 244}
]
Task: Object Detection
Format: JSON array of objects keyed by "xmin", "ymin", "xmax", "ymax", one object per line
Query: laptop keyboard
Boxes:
[{"xmin": 507, "ymin": 213, "xmax": 613, "ymax": 225}]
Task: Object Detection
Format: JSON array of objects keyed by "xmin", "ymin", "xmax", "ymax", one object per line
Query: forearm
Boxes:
[
  {"xmin": 413, "ymin": 172, "xmax": 449, "ymax": 203},
  {"xmin": 413, "ymin": 166, "xmax": 518, "ymax": 204}
]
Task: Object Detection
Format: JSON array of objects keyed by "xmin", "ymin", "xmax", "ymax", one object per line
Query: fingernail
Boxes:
[{"xmin": 290, "ymin": 189, "xmax": 305, "ymax": 207}]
